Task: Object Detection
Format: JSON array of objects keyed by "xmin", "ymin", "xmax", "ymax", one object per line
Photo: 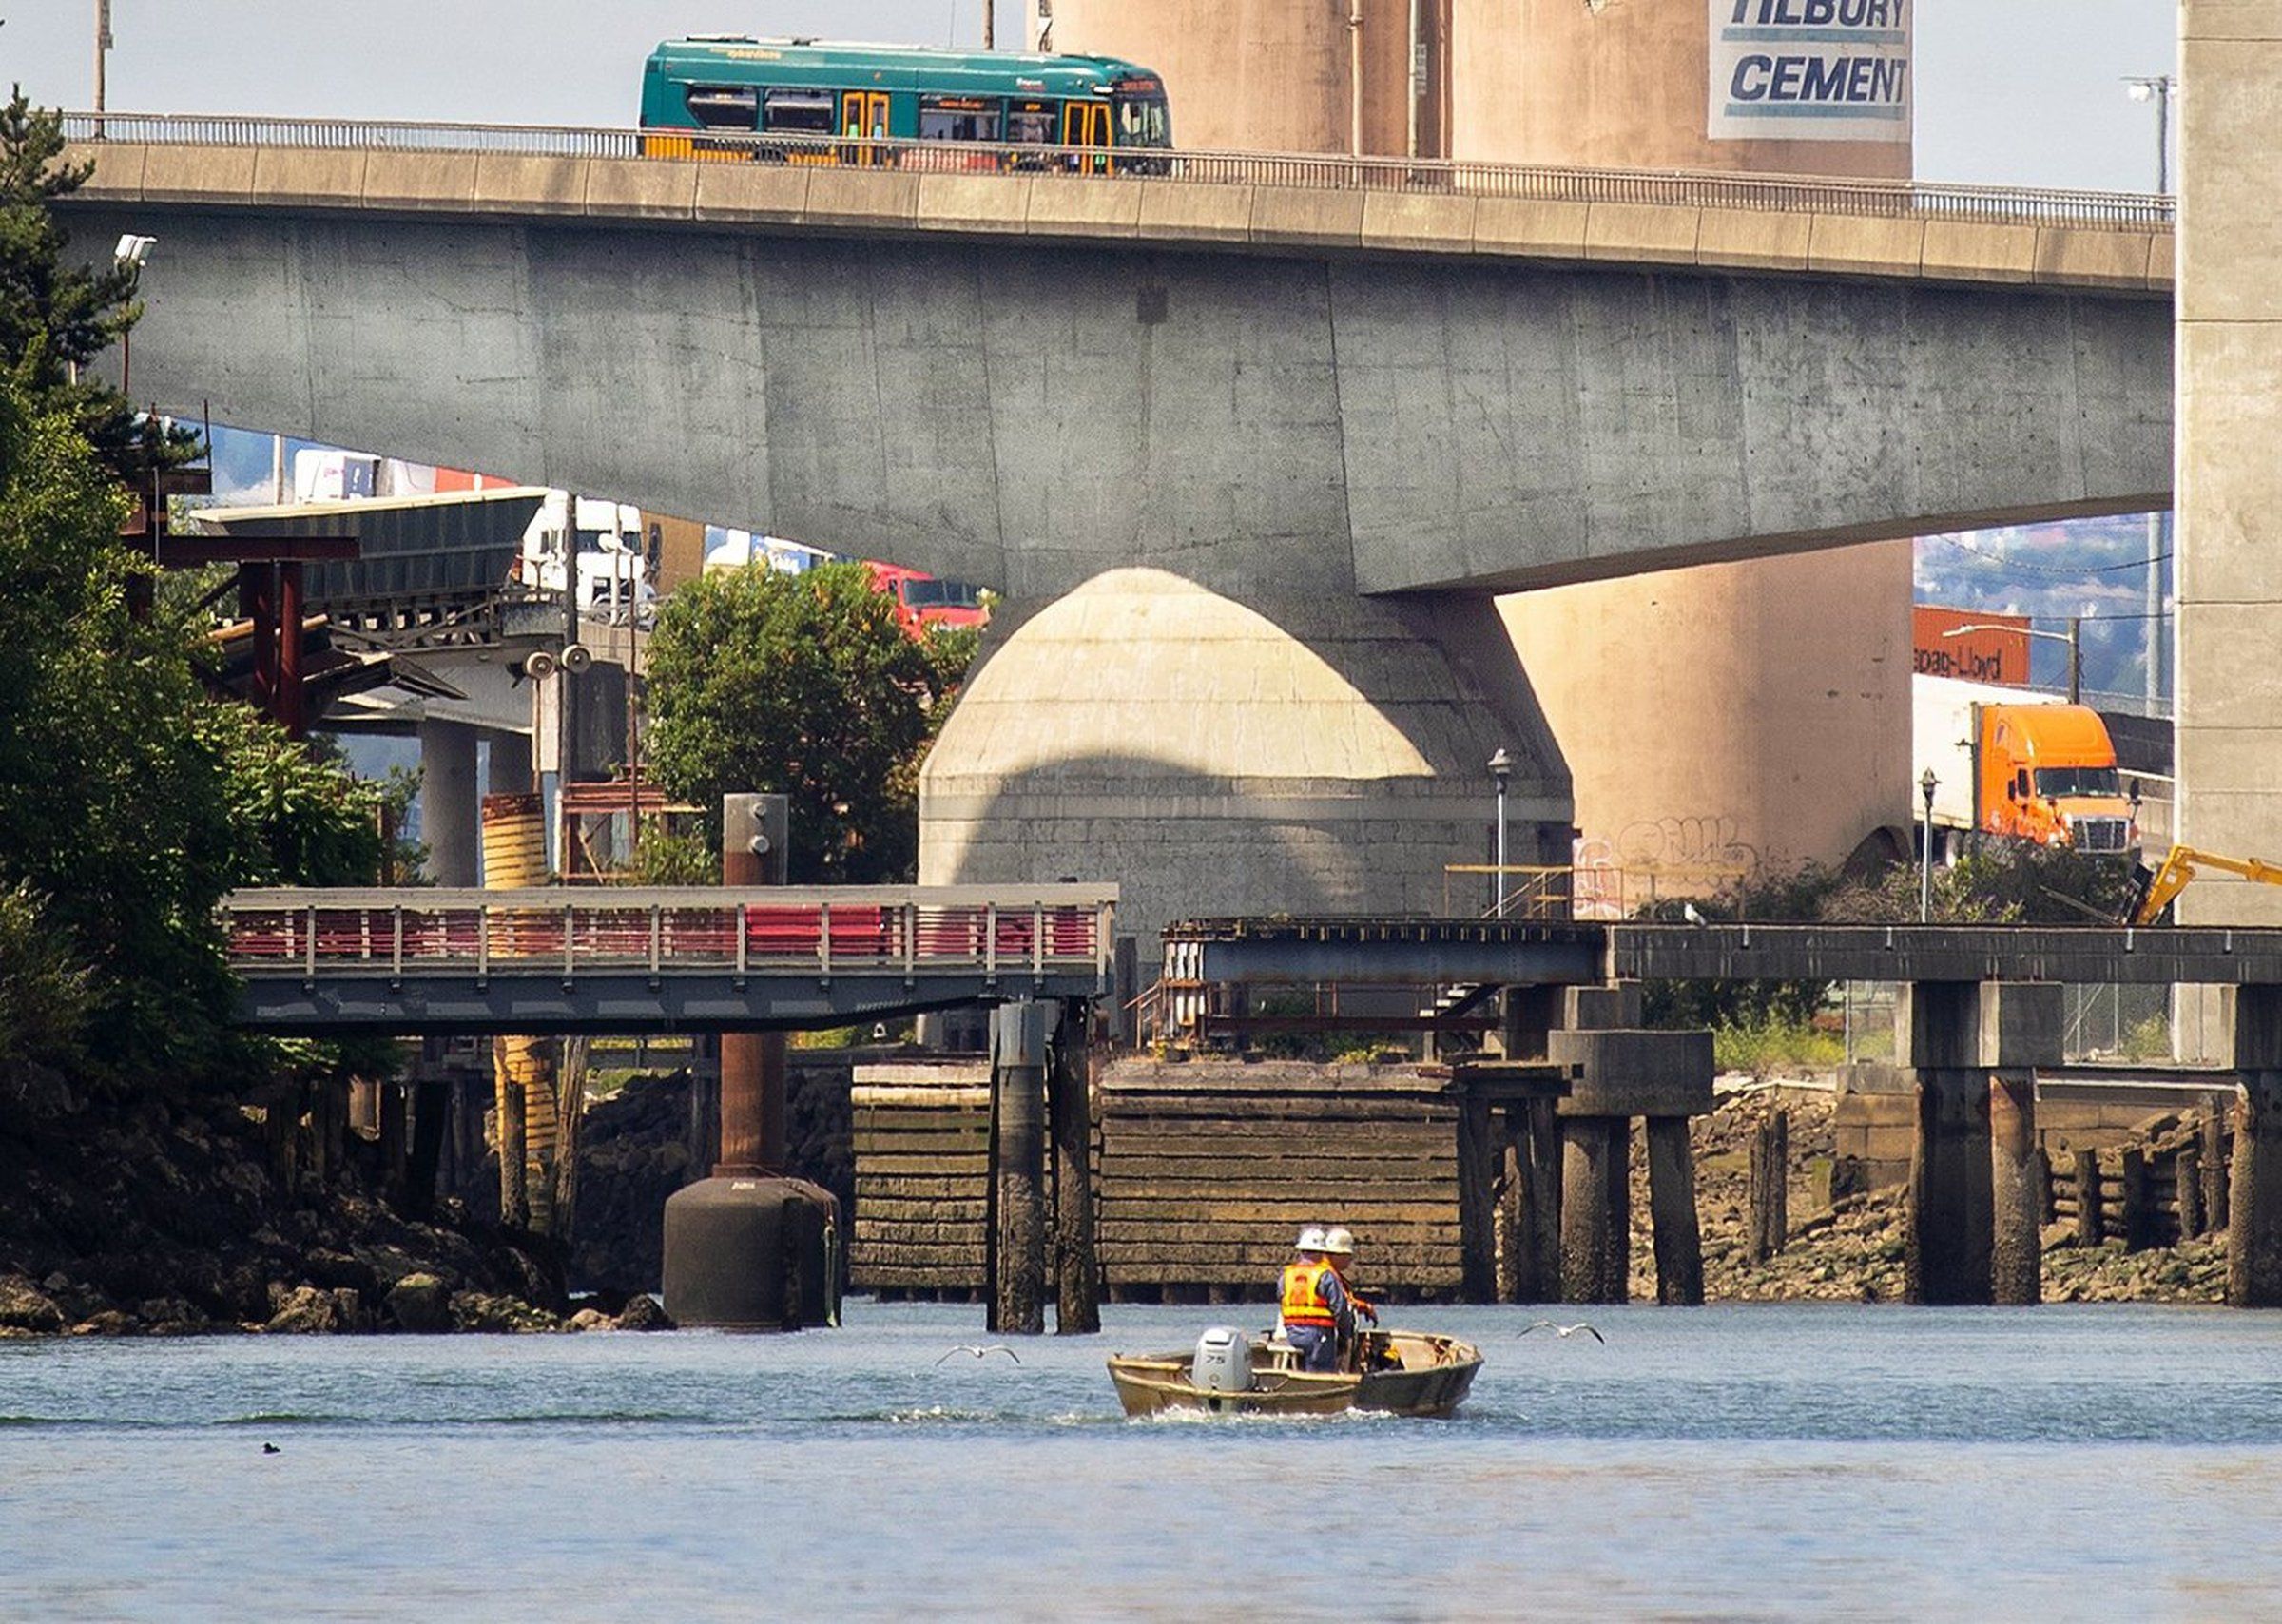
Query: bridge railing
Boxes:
[
  {"xmin": 222, "ymin": 886, "xmax": 1115, "ymax": 984},
  {"xmin": 61, "ymin": 112, "xmax": 2172, "ymax": 230}
]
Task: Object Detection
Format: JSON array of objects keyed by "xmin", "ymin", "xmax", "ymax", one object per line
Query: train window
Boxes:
[
  {"xmin": 919, "ymin": 95, "xmax": 1003, "ymax": 142},
  {"xmin": 1116, "ymin": 95, "xmax": 1170, "ymax": 146},
  {"xmin": 685, "ymin": 85, "xmax": 759, "ymax": 129},
  {"xmin": 1007, "ymin": 105, "xmax": 1055, "ymax": 145},
  {"xmin": 763, "ymin": 89, "xmax": 836, "ymax": 134}
]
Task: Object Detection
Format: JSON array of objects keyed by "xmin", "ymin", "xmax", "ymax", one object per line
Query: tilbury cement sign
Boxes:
[{"xmin": 1710, "ymin": 0, "xmax": 1912, "ymax": 144}]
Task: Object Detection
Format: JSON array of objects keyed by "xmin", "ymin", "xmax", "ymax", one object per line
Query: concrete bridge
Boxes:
[
  {"xmin": 62, "ymin": 118, "xmax": 2171, "ymax": 597},
  {"xmin": 59, "ymin": 118, "xmax": 2176, "ymax": 950}
]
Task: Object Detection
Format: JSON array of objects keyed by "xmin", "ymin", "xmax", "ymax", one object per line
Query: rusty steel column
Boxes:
[
  {"xmin": 2229, "ymin": 985, "xmax": 2282, "ymax": 1308},
  {"xmin": 990, "ymin": 1001, "xmax": 1050, "ymax": 1335},
  {"xmin": 277, "ymin": 561, "xmax": 306, "ymax": 737},
  {"xmin": 1049, "ymin": 998, "xmax": 1100, "ymax": 1333},
  {"xmin": 718, "ymin": 794, "xmax": 787, "ymax": 1175},
  {"xmin": 1989, "ymin": 1073, "xmax": 2041, "ymax": 1306}
]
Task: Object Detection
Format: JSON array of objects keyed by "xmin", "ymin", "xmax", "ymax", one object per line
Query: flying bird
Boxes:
[
  {"xmin": 1521, "ymin": 1320, "xmax": 1606, "ymax": 1344},
  {"xmin": 935, "ymin": 1344, "xmax": 1022, "ymax": 1365}
]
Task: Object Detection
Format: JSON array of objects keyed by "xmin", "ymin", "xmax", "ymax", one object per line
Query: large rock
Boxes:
[
  {"xmin": 615, "ymin": 1294, "xmax": 673, "ymax": 1332},
  {"xmin": 264, "ymin": 1284, "xmax": 361, "ymax": 1334},
  {"xmin": 0, "ymin": 1277, "xmax": 65, "ymax": 1334},
  {"xmin": 383, "ymin": 1273, "xmax": 453, "ymax": 1334},
  {"xmin": 449, "ymin": 1291, "xmax": 559, "ymax": 1333}
]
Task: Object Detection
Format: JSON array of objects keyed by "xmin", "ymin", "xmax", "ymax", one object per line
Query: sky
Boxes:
[{"xmin": 2, "ymin": 2, "xmax": 2179, "ymax": 190}]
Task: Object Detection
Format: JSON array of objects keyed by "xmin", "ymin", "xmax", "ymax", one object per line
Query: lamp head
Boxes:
[{"xmin": 114, "ymin": 233, "xmax": 156, "ymax": 268}]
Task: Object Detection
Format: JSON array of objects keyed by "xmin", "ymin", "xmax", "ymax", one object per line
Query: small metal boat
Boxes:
[{"xmin": 1108, "ymin": 1325, "xmax": 1482, "ymax": 1419}]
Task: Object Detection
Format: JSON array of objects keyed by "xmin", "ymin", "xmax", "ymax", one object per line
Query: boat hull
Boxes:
[{"xmin": 1108, "ymin": 1330, "xmax": 1481, "ymax": 1419}]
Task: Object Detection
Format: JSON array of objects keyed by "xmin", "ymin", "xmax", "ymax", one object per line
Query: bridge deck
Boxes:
[
  {"xmin": 1168, "ymin": 918, "xmax": 2282, "ymax": 989},
  {"xmin": 227, "ymin": 886, "xmax": 1114, "ymax": 1034}
]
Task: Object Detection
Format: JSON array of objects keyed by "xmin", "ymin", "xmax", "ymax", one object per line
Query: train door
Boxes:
[
  {"xmin": 1062, "ymin": 99, "xmax": 1112, "ymax": 174},
  {"xmin": 840, "ymin": 90, "xmax": 892, "ymax": 165}
]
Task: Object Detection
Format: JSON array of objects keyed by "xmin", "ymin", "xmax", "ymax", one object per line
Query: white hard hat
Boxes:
[
  {"xmin": 1321, "ymin": 1227, "xmax": 1356, "ymax": 1256},
  {"xmin": 1295, "ymin": 1226, "xmax": 1326, "ymax": 1252}
]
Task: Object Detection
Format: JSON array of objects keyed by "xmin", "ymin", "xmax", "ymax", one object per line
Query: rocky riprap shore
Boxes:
[
  {"xmin": 0, "ymin": 1061, "xmax": 672, "ymax": 1338},
  {"xmin": 1642, "ymin": 1083, "xmax": 2229, "ymax": 1305}
]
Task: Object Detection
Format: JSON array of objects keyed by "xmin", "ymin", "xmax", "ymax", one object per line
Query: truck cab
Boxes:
[{"xmin": 1977, "ymin": 705, "xmax": 2136, "ymax": 854}]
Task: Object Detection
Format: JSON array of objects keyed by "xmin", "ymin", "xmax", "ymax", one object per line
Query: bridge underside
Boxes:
[
  {"xmin": 74, "ymin": 197, "xmax": 2168, "ymax": 936},
  {"xmin": 68, "ymin": 204, "xmax": 2169, "ymax": 599}
]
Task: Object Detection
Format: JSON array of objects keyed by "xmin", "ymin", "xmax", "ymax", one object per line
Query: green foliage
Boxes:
[
  {"xmin": 620, "ymin": 818, "xmax": 719, "ymax": 886},
  {"xmin": 1711, "ymin": 1015, "xmax": 1846, "ymax": 1079},
  {"xmin": 0, "ymin": 89, "xmax": 195, "ymax": 481},
  {"xmin": 0, "ymin": 882, "xmax": 94, "ymax": 1069},
  {"xmin": 643, "ymin": 563, "xmax": 977, "ymax": 883},
  {"xmin": 0, "ymin": 377, "xmax": 397, "ymax": 1082}
]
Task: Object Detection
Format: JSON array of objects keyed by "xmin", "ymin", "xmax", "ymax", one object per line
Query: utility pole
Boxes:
[
  {"xmin": 982, "ymin": 0, "xmax": 994, "ymax": 50},
  {"xmin": 2145, "ymin": 512, "xmax": 2164, "ymax": 711},
  {"xmin": 93, "ymin": 1, "xmax": 112, "ymax": 132}
]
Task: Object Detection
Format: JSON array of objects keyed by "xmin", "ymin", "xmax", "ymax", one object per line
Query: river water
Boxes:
[{"xmin": 5, "ymin": 1301, "xmax": 2280, "ymax": 1621}]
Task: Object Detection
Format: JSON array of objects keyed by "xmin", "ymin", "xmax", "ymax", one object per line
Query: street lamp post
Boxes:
[
  {"xmin": 112, "ymin": 233, "xmax": 153, "ymax": 402},
  {"xmin": 1940, "ymin": 619, "xmax": 2083, "ymax": 705},
  {"xmin": 1488, "ymin": 747, "xmax": 1512, "ymax": 917},
  {"xmin": 2124, "ymin": 74, "xmax": 2176, "ymax": 194},
  {"xmin": 1919, "ymin": 768, "xmax": 1939, "ymax": 923}
]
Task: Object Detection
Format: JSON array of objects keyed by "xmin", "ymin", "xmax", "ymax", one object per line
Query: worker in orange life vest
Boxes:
[
  {"xmin": 1279, "ymin": 1227, "xmax": 1354, "ymax": 1373},
  {"xmin": 1319, "ymin": 1227, "xmax": 1379, "ymax": 1357}
]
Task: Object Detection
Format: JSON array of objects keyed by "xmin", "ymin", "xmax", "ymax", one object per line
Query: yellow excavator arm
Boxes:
[{"xmin": 2132, "ymin": 845, "xmax": 2282, "ymax": 925}]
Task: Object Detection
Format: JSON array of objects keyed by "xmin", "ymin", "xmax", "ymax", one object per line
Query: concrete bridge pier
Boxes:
[
  {"xmin": 920, "ymin": 570, "xmax": 1573, "ymax": 975},
  {"xmin": 2228, "ymin": 986, "xmax": 2282, "ymax": 1308},
  {"xmin": 417, "ymin": 719, "xmax": 480, "ymax": 885},
  {"xmin": 1548, "ymin": 1016, "xmax": 1712, "ymax": 1306},
  {"xmin": 1900, "ymin": 981, "xmax": 2060, "ymax": 1305}
]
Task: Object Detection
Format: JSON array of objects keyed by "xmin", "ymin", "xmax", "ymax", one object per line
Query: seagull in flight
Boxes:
[
  {"xmin": 1521, "ymin": 1320, "xmax": 1606, "ymax": 1344},
  {"xmin": 935, "ymin": 1344, "xmax": 1022, "ymax": 1365}
]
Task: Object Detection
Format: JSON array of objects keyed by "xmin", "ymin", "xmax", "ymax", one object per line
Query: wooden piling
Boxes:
[
  {"xmin": 2201, "ymin": 1100, "xmax": 2231, "ymax": 1234},
  {"xmin": 989, "ymin": 1003, "xmax": 1049, "ymax": 1335},
  {"xmin": 1049, "ymin": 1001, "xmax": 1100, "ymax": 1334},
  {"xmin": 1645, "ymin": 1117, "xmax": 1704, "ymax": 1306},
  {"xmin": 1988, "ymin": 1075, "xmax": 2040, "ymax": 1305},
  {"xmin": 1495, "ymin": 1107, "xmax": 1530, "ymax": 1303},
  {"xmin": 1750, "ymin": 1111, "xmax": 1789, "ymax": 1263},
  {"xmin": 2176, "ymin": 1145, "xmax": 2204, "ymax": 1241},
  {"xmin": 379, "ymin": 1081, "xmax": 410, "ymax": 1204},
  {"xmin": 1456, "ymin": 1096, "xmax": 1499, "ymax": 1303},
  {"xmin": 2071, "ymin": 1149, "xmax": 2103, "ymax": 1246},
  {"xmin": 1558, "ymin": 1117, "xmax": 1628, "ymax": 1305},
  {"xmin": 2119, "ymin": 1148, "xmax": 2152, "ymax": 1252},
  {"xmin": 1526, "ymin": 1098, "xmax": 1563, "ymax": 1302},
  {"xmin": 407, "ymin": 1078, "xmax": 448, "ymax": 1221},
  {"xmin": 497, "ymin": 1079, "xmax": 528, "ymax": 1230}
]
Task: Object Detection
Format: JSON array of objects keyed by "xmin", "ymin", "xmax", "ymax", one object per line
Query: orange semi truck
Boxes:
[{"xmin": 1913, "ymin": 675, "xmax": 2137, "ymax": 857}]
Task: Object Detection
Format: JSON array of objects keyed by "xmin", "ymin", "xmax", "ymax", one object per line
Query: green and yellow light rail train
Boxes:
[{"xmin": 639, "ymin": 37, "xmax": 1173, "ymax": 171}]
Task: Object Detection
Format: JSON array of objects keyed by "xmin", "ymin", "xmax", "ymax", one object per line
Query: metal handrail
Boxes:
[
  {"xmin": 60, "ymin": 111, "xmax": 2173, "ymax": 230},
  {"xmin": 221, "ymin": 885, "xmax": 1117, "ymax": 982}
]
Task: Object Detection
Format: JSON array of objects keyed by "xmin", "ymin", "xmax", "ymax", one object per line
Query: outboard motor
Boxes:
[{"xmin": 1192, "ymin": 1326, "xmax": 1254, "ymax": 1395}]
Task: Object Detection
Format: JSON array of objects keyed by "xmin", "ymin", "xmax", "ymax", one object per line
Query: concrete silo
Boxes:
[{"xmin": 1469, "ymin": 0, "xmax": 1917, "ymax": 889}]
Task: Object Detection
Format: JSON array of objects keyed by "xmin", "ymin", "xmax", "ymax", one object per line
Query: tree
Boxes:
[
  {"xmin": 0, "ymin": 375, "xmax": 389, "ymax": 1081},
  {"xmin": 0, "ymin": 89, "xmax": 190, "ymax": 482},
  {"xmin": 642, "ymin": 564, "xmax": 976, "ymax": 882}
]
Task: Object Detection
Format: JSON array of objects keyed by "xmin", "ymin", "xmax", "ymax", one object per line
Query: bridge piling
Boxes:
[
  {"xmin": 1901, "ymin": 981, "xmax": 2059, "ymax": 1306},
  {"xmin": 1646, "ymin": 1117, "xmax": 1704, "ymax": 1306},
  {"xmin": 2228, "ymin": 987, "xmax": 2282, "ymax": 1308},
  {"xmin": 1557, "ymin": 1117, "xmax": 1629, "ymax": 1305},
  {"xmin": 1050, "ymin": 999, "xmax": 1099, "ymax": 1334},
  {"xmin": 988, "ymin": 1001, "xmax": 1050, "ymax": 1335}
]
